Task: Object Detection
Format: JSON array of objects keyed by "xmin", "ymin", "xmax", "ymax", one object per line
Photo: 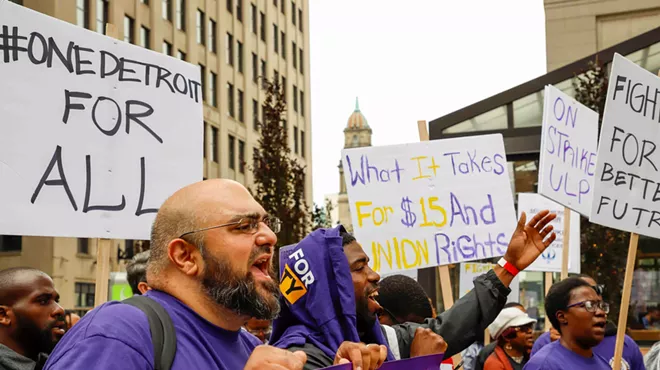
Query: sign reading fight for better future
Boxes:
[
  {"xmin": 0, "ymin": 1, "xmax": 203, "ymax": 240},
  {"xmin": 590, "ymin": 54, "xmax": 660, "ymax": 238},
  {"xmin": 538, "ymin": 85, "xmax": 598, "ymax": 216},
  {"xmin": 342, "ymin": 134, "xmax": 517, "ymax": 274},
  {"xmin": 517, "ymin": 193, "xmax": 580, "ymax": 273}
]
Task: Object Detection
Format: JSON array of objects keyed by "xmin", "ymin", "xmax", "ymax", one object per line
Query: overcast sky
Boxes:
[{"xmin": 309, "ymin": 0, "xmax": 548, "ymax": 206}]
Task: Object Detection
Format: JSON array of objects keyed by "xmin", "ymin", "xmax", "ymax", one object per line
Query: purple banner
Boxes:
[{"xmin": 321, "ymin": 354, "xmax": 445, "ymax": 370}]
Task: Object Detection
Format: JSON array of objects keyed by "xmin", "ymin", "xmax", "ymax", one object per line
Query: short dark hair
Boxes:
[
  {"xmin": 545, "ymin": 277, "xmax": 592, "ymax": 333},
  {"xmin": 504, "ymin": 302, "xmax": 524, "ymax": 310},
  {"xmin": 340, "ymin": 231, "xmax": 356, "ymax": 247},
  {"xmin": 378, "ymin": 274, "xmax": 433, "ymax": 322},
  {"xmin": 126, "ymin": 250, "xmax": 150, "ymax": 295},
  {"xmin": 0, "ymin": 267, "xmax": 46, "ymax": 305}
]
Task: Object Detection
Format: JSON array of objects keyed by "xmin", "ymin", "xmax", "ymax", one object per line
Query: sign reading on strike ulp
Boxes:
[
  {"xmin": 590, "ymin": 53, "xmax": 660, "ymax": 238},
  {"xmin": 0, "ymin": 2, "xmax": 203, "ymax": 240},
  {"xmin": 538, "ymin": 85, "xmax": 598, "ymax": 216},
  {"xmin": 342, "ymin": 134, "xmax": 517, "ymax": 275}
]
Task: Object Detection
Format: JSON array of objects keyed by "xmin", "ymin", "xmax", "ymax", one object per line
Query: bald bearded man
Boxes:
[
  {"xmin": 0, "ymin": 267, "xmax": 67, "ymax": 370},
  {"xmin": 44, "ymin": 179, "xmax": 307, "ymax": 370}
]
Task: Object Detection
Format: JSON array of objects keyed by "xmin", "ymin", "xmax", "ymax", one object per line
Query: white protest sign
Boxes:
[
  {"xmin": 518, "ymin": 193, "xmax": 580, "ymax": 273},
  {"xmin": 459, "ymin": 262, "xmax": 519, "ymax": 303},
  {"xmin": 341, "ymin": 134, "xmax": 517, "ymax": 275},
  {"xmin": 538, "ymin": 85, "xmax": 598, "ymax": 216},
  {"xmin": 590, "ymin": 54, "xmax": 660, "ymax": 238},
  {"xmin": 0, "ymin": 2, "xmax": 202, "ymax": 240}
]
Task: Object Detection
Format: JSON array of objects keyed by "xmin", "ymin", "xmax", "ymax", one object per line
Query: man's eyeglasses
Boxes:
[
  {"xmin": 566, "ymin": 300, "xmax": 610, "ymax": 314},
  {"xmin": 179, "ymin": 216, "xmax": 282, "ymax": 239}
]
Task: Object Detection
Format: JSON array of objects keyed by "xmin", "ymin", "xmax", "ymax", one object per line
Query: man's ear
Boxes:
[
  {"xmin": 168, "ymin": 238, "xmax": 203, "ymax": 277},
  {"xmin": 556, "ymin": 310, "xmax": 568, "ymax": 326},
  {"xmin": 0, "ymin": 306, "xmax": 12, "ymax": 327}
]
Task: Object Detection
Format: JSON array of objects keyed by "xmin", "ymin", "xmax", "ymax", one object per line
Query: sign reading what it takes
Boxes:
[{"xmin": 342, "ymin": 134, "xmax": 517, "ymax": 275}]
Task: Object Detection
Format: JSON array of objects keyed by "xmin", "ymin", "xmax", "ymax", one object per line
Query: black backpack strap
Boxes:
[{"xmin": 123, "ymin": 295, "xmax": 177, "ymax": 370}]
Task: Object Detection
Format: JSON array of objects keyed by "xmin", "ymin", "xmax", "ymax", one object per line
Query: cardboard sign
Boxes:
[
  {"xmin": 0, "ymin": 2, "xmax": 203, "ymax": 239},
  {"xmin": 342, "ymin": 134, "xmax": 516, "ymax": 274},
  {"xmin": 590, "ymin": 53, "xmax": 660, "ymax": 238},
  {"xmin": 321, "ymin": 354, "xmax": 445, "ymax": 370},
  {"xmin": 538, "ymin": 85, "xmax": 598, "ymax": 216},
  {"xmin": 517, "ymin": 193, "xmax": 581, "ymax": 273},
  {"xmin": 459, "ymin": 262, "xmax": 520, "ymax": 303}
]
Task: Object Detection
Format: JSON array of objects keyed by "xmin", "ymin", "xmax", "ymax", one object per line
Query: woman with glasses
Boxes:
[
  {"xmin": 483, "ymin": 307, "xmax": 536, "ymax": 370},
  {"xmin": 524, "ymin": 277, "xmax": 612, "ymax": 370}
]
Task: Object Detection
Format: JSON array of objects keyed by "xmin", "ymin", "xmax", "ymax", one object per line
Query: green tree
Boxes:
[
  {"xmin": 572, "ymin": 58, "xmax": 630, "ymax": 323},
  {"xmin": 251, "ymin": 78, "xmax": 309, "ymax": 275}
]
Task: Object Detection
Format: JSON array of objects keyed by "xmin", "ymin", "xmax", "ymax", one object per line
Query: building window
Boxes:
[
  {"xmin": 292, "ymin": 1, "xmax": 296, "ymax": 25},
  {"xmin": 75, "ymin": 283, "xmax": 95, "ymax": 308},
  {"xmin": 177, "ymin": 50, "xmax": 186, "ymax": 60},
  {"xmin": 176, "ymin": 0, "xmax": 185, "ymax": 30},
  {"xmin": 300, "ymin": 129, "xmax": 305, "ymax": 157},
  {"xmin": 226, "ymin": 0, "xmax": 233, "ymax": 13},
  {"xmin": 262, "ymin": 103, "xmax": 266, "ymax": 128},
  {"xmin": 294, "ymin": 126, "xmax": 298, "ymax": 153},
  {"xmin": 298, "ymin": 8, "xmax": 303, "ymax": 32},
  {"xmin": 96, "ymin": 0, "xmax": 108, "ymax": 34},
  {"xmin": 238, "ymin": 89, "xmax": 245, "ymax": 122},
  {"xmin": 228, "ymin": 135, "xmax": 236, "ymax": 170},
  {"xmin": 274, "ymin": 69, "xmax": 279, "ymax": 87},
  {"xmin": 273, "ymin": 24, "xmax": 278, "ymax": 53},
  {"xmin": 77, "ymin": 238, "xmax": 89, "ymax": 254},
  {"xmin": 163, "ymin": 41, "xmax": 172, "ymax": 55},
  {"xmin": 236, "ymin": 0, "xmax": 243, "ymax": 22},
  {"xmin": 76, "ymin": 0, "xmax": 89, "ymax": 29},
  {"xmin": 196, "ymin": 10, "xmax": 205, "ymax": 45},
  {"xmin": 124, "ymin": 16, "xmax": 135, "ymax": 43},
  {"xmin": 203, "ymin": 122, "xmax": 207, "ymax": 158},
  {"xmin": 208, "ymin": 19, "xmax": 216, "ymax": 52},
  {"xmin": 281, "ymin": 32, "xmax": 286, "ymax": 59},
  {"xmin": 162, "ymin": 0, "xmax": 172, "ymax": 20},
  {"xmin": 252, "ymin": 53, "xmax": 258, "ymax": 83},
  {"xmin": 141, "ymin": 0, "xmax": 149, "ymax": 4},
  {"xmin": 227, "ymin": 83, "xmax": 235, "ymax": 117},
  {"xmin": 300, "ymin": 90, "xmax": 305, "ymax": 116},
  {"xmin": 211, "ymin": 126, "xmax": 218, "ymax": 162},
  {"xmin": 237, "ymin": 41, "xmax": 244, "ymax": 73},
  {"xmin": 251, "ymin": 4, "xmax": 257, "ymax": 34},
  {"xmin": 260, "ymin": 59, "xmax": 266, "ymax": 86},
  {"xmin": 199, "ymin": 65, "xmax": 206, "ymax": 102},
  {"xmin": 140, "ymin": 26, "xmax": 150, "ymax": 48},
  {"xmin": 292, "ymin": 41, "xmax": 297, "ymax": 68},
  {"xmin": 252, "ymin": 99, "xmax": 259, "ymax": 131},
  {"xmin": 259, "ymin": 12, "xmax": 266, "ymax": 41},
  {"xmin": 293, "ymin": 85, "xmax": 298, "ymax": 112},
  {"xmin": 210, "ymin": 71, "xmax": 217, "ymax": 107},
  {"xmin": 226, "ymin": 33, "xmax": 234, "ymax": 65},
  {"xmin": 282, "ymin": 76, "xmax": 287, "ymax": 100},
  {"xmin": 0, "ymin": 236, "xmax": 21, "ymax": 252},
  {"xmin": 280, "ymin": 0, "xmax": 285, "ymax": 14},
  {"xmin": 273, "ymin": 0, "xmax": 277, "ymax": 7},
  {"xmin": 299, "ymin": 48, "xmax": 303, "ymax": 74},
  {"xmin": 238, "ymin": 140, "xmax": 246, "ymax": 173}
]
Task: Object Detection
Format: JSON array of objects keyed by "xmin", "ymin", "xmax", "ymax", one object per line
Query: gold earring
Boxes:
[{"xmin": 505, "ymin": 344, "xmax": 512, "ymax": 351}]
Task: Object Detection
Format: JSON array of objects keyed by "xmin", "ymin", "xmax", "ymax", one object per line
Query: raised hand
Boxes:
[{"xmin": 504, "ymin": 210, "xmax": 557, "ymax": 271}]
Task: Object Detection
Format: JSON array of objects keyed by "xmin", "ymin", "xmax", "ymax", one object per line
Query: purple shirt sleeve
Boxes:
[
  {"xmin": 530, "ymin": 332, "xmax": 552, "ymax": 357},
  {"xmin": 44, "ymin": 336, "xmax": 151, "ymax": 370},
  {"xmin": 625, "ymin": 335, "xmax": 645, "ymax": 370}
]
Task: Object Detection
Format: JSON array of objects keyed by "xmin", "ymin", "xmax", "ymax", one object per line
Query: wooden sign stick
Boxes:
[
  {"xmin": 417, "ymin": 120, "xmax": 459, "ymax": 365},
  {"xmin": 544, "ymin": 272, "xmax": 552, "ymax": 330},
  {"xmin": 93, "ymin": 22, "xmax": 117, "ymax": 307},
  {"xmin": 560, "ymin": 206, "xmax": 570, "ymax": 280},
  {"xmin": 611, "ymin": 232, "xmax": 639, "ymax": 370}
]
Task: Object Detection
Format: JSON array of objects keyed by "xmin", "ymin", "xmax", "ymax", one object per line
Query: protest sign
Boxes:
[
  {"xmin": 517, "ymin": 193, "xmax": 580, "ymax": 273},
  {"xmin": 538, "ymin": 85, "xmax": 598, "ymax": 216},
  {"xmin": 0, "ymin": 2, "xmax": 203, "ymax": 240},
  {"xmin": 459, "ymin": 262, "xmax": 520, "ymax": 302},
  {"xmin": 341, "ymin": 134, "xmax": 517, "ymax": 275},
  {"xmin": 321, "ymin": 354, "xmax": 445, "ymax": 370}
]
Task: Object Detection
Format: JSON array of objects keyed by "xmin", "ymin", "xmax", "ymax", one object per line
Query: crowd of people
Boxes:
[{"xmin": 0, "ymin": 179, "xmax": 658, "ymax": 370}]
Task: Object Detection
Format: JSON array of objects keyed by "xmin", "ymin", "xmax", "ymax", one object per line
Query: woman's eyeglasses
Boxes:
[{"xmin": 566, "ymin": 300, "xmax": 610, "ymax": 314}]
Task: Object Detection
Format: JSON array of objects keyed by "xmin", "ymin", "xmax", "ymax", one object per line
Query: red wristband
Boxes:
[{"xmin": 498, "ymin": 258, "xmax": 520, "ymax": 277}]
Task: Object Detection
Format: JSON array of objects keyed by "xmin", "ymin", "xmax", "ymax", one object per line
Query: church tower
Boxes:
[{"xmin": 337, "ymin": 98, "xmax": 372, "ymax": 231}]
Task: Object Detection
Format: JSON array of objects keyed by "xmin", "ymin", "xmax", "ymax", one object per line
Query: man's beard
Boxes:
[
  {"xmin": 14, "ymin": 313, "xmax": 58, "ymax": 358},
  {"xmin": 201, "ymin": 246, "xmax": 280, "ymax": 320},
  {"xmin": 355, "ymin": 295, "xmax": 376, "ymax": 334}
]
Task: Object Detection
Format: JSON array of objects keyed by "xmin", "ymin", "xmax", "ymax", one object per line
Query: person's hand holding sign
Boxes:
[
  {"xmin": 410, "ymin": 327, "xmax": 448, "ymax": 358},
  {"xmin": 496, "ymin": 210, "xmax": 557, "ymax": 286},
  {"xmin": 334, "ymin": 341, "xmax": 387, "ymax": 370}
]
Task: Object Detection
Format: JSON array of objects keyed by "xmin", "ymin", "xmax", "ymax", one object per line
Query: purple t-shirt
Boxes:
[
  {"xmin": 524, "ymin": 341, "xmax": 611, "ymax": 370},
  {"xmin": 44, "ymin": 290, "xmax": 261, "ymax": 370},
  {"xmin": 531, "ymin": 332, "xmax": 644, "ymax": 370}
]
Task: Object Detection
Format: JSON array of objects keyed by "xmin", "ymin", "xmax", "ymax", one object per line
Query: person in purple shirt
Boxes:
[
  {"xmin": 523, "ymin": 277, "xmax": 611, "ymax": 370},
  {"xmin": 530, "ymin": 275, "xmax": 645, "ymax": 370},
  {"xmin": 43, "ymin": 179, "xmax": 308, "ymax": 370}
]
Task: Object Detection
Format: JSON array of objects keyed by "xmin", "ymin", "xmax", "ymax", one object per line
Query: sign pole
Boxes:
[
  {"xmin": 560, "ymin": 207, "xmax": 570, "ymax": 280},
  {"xmin": 544, "ymin": 272, "xmax": 552, "ymax": 330},
  {"xmin": 417, "ymin": 120, "xmax": 459, "ymax": 366},
  {"xmin": 93, "ymin": 22, "xmax": 117, "ymax": 307},
  {"xmin": 611, "ymin": 233, "xmax": 638, "ymax": 370}
]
